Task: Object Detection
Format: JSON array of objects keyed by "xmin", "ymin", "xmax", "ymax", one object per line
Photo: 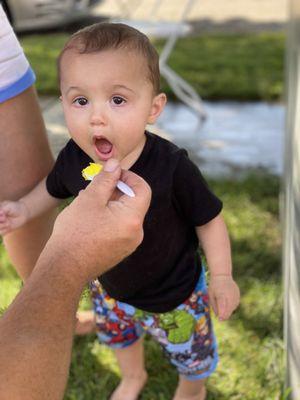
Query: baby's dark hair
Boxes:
[{"xmin": 57, "ymin": 22, "xmax": 160, "ymax": 93}]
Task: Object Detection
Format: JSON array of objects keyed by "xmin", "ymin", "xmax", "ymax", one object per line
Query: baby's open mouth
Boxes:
[{"xmin": 94, "ymin": 137, "xmax": 114, "ymax": 160}]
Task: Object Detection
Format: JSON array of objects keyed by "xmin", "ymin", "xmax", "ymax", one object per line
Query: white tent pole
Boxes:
[{"xmin": 283, "ymin": 0, "xmax": 300, "ymax": 398}]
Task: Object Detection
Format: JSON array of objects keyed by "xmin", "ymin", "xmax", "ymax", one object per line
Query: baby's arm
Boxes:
[
  {"xmin": 196, "ymin": 214, "xmax": 240, "ymax": 321},
  {"xmin": 0, "ymin": 178, "xmax": 61, "ymax": 236}
]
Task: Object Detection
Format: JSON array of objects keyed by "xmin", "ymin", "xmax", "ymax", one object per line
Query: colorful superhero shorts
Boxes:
[{"xmin": 90, "ymin": 271, "xmax": 218, "ymax": 380}]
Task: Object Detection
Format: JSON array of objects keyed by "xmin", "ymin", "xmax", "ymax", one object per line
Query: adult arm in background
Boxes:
[
  {"xmin": 0, "ymin": 5, "xmax": 57, "ymax": 281},
  {"xmin": 0, "ymin": 159, "xmax": 151, "ymax": 400}
]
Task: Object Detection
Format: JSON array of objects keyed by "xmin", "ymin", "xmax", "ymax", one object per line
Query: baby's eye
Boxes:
[
  {"xmin": 73, "ymin": 97, "xmax": 88, "ymax": 106},
  {"xmin": 112, "ymin": 96, "xmax": 126, "ymax": 106}
]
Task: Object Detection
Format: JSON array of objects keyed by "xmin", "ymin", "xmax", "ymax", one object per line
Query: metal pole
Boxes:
[{"xmin": 283, "ymin": 0, "xmax": 300, "ymax": 398}]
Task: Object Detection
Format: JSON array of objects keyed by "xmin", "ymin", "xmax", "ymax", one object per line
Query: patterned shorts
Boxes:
[{"xmin": 90, "ymin": 271, "xmax": 218, "ymax": 380}]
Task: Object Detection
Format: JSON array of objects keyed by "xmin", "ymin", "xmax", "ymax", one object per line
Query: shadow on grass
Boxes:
[
  {"xmin": 233, "ymin": 238, "xmax": 281, "ymax": 280},
  {"xmin": 230, "ymin": 236, "xmax": 282, "ymax": 339},
  {"xmin": 234, "ymin": 302, "xmax": 283, "ymax": 339}
]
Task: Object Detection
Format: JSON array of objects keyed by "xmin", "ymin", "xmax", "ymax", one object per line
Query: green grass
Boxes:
[
  {"xmin": 20, "ymin": 33, "xmax": 68, "ymax": 95},
  {"xmin": 0, "ymin": 173, "xmax": 284, "ymax": 399},
  {"xmin": 20, "ymin": 32, "xmax": 285, "ymax": 101},
  {"xmin": 158, "ymin": 33, "xmax": 285, "ymax": 101}
]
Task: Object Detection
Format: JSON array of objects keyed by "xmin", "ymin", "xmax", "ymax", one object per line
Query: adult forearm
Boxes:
[
  {"xmin": 0, "ymin": 242, "xmax": 84, "ymax": 400},
  {"xmin": 0, "ymin": 160, "xmax": 151, "ymax": 400}
]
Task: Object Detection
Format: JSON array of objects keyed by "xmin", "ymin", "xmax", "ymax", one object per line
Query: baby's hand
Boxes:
[
  {"xmin": 0, "ymin": 200, "xmax": 29, "ymax": 236},
  {"xmin": 208, "ymin": 275, "xmax": 240, "ymax": 321}
]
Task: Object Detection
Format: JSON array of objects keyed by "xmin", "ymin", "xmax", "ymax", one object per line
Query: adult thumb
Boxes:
[
  {"xmin": 103, "ymin": 158, "xmax": 120, "ymax": 173},
  {"xmin": 89, "ymin": 159, "xmax": 121, "ymax": 205}
]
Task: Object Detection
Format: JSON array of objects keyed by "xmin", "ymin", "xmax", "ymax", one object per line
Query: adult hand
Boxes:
[
  {"xmin": 45, "ymin": 158, "xmax": 151, "ymax": 283},
  {"xmin": 0, "ymin": 159, "xmax": 151, "ymax": 400}
]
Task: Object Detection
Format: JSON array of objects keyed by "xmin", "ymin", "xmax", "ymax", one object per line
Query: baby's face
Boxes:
[{"xmin": 60, "ymin": 48, "xmax": 166, "ymax": 168}]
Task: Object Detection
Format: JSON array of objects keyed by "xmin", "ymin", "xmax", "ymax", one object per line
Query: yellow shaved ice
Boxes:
[{"xmin": 82, "ymin": 163, "xmax": 103, "ymax": 181}]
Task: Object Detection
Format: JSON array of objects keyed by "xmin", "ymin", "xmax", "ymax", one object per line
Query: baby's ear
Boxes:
[{"xmin": 147, "ymin": 93, "xmax": 167, "ymax": 124}]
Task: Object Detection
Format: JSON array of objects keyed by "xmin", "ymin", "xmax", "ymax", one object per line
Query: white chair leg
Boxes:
[{"xmin": 161, "ymin": 63, "xmax": 207, "ymax": 122}]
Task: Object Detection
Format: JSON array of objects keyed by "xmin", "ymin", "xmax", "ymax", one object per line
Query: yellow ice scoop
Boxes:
[{"xmin": 82, "ymin": 162, "xmax": 135, "ymax": 197}]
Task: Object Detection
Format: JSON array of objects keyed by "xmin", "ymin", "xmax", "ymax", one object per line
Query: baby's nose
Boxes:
[{"xmin": 90, "ymin": 107, "xmax": 108, "ymax": 125}]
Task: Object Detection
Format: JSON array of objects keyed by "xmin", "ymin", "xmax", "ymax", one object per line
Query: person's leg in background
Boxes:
[
  {"xmin": 0, "ymin": 86, "xmax": 57, "ymax": 280},
  {"xmin": 0, "ymin": 4, "xmax": 56, "ymax": 280}
]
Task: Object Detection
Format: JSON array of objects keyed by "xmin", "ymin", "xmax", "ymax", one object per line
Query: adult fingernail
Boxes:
[{"xmin": 104, "ymin": 159, "xmax": 119, "ymax": 172}]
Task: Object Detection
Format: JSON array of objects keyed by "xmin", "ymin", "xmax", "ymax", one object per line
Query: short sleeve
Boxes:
[
  {"xmin": 173, "ymin": 151, "xmax": 223, "ymax": 226},
  {"xmin": 46, "ymin": 147, "xmax": 72, "ymax": 199}
]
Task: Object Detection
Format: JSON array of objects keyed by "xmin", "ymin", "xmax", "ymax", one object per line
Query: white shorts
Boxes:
[{"xmin": 0, "ymin": 4, "xmax": 35, "ymax": 103}]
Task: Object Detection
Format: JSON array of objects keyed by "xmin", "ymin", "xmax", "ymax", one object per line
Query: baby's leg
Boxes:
[
  {"xmin": 90, "ymin": 280, "xmax": 147, "ymax": 400},
  {"xmin": 173, "ymin": 376, "xmax": 206, "ymax": 400},
  {"xmin": 111, "ymin": 337, "xmax": 148, "ymax": 400}
]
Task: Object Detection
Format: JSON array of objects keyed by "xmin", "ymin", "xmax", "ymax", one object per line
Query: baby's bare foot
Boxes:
[{"xmin": 110, "ymin": 371, "xmax": 148, "ymax": 400}]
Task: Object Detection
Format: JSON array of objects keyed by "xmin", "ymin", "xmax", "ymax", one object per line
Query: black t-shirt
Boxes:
[{"xmin": 46, "ymin": 131, "xmax": 222, "ymax": 312}]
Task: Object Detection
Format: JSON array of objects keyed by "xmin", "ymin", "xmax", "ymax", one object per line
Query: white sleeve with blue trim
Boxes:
[{"xmin": 0, "ymin": 4, "xmax": 36, "ymax": 103}]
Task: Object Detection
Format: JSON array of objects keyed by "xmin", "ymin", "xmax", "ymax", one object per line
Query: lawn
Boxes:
[
  {"xmin": 19, "ymin": 32, "xmax": 285, "ymax": 101},
  {"xmin": 0, "ymin": 173, "xmax": 284, "ymax": 399}
]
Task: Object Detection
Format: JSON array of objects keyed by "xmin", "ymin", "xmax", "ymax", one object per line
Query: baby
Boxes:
[{"xmin": 0, "ymin": 23, "xmax": 240, "ymax": 400}]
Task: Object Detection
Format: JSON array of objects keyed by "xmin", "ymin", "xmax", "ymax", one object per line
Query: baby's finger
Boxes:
[{"xmin": 216, "ymin": 295, "xmax": 228, "ymax": 321}]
